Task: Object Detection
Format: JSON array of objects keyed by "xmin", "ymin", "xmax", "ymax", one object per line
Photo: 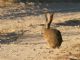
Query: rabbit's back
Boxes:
[{"xmin": 43, "ymin": 28, "xmax": 63, "ymax": 48}]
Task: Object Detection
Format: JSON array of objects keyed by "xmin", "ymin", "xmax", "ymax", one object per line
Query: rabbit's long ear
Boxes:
[
  {"xmin": 49, "ymin": 13, "xmax": 54, "ymax": 24},
  {"xmin": 47, "ymin": 13, "xmax": 54, "ymax": 28},
  {"xmin": 45, "ymin": 13, "xmax": 48, "ymax": 22},
  {"xmin": 45, "ymin": 12, "xmax": 50, "ymax": 29}
]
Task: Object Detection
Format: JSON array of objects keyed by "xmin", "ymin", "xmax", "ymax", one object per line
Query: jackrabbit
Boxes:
[{"xmin": 42, "ymin": 12, "xmax": 63, "ymax": 48}]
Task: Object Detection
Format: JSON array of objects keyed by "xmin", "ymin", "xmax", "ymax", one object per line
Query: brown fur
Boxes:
[{"xmin": 42, "ymin": 12, "xmax": 63, "ymax": 48}]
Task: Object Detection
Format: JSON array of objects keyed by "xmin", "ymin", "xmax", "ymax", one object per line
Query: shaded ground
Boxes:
[{"xmin": 0, "ymin": 3, "xmax": 80, "ymax": 19}]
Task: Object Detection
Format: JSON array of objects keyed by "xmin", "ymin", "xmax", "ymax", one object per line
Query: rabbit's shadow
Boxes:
[{"xmin": 55, "ymin": 19, "xmax": 80, "ymax": 26}]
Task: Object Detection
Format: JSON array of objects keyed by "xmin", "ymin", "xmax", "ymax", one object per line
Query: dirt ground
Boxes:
[{"xmin": 0, "ymin": 3, "xmax": 80, "ymax": 60}]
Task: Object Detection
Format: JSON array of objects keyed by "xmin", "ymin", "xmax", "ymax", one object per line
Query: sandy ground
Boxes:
[{"xmin": 0, "ymin": 3, "xmax": 80, "ymax": 60}]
